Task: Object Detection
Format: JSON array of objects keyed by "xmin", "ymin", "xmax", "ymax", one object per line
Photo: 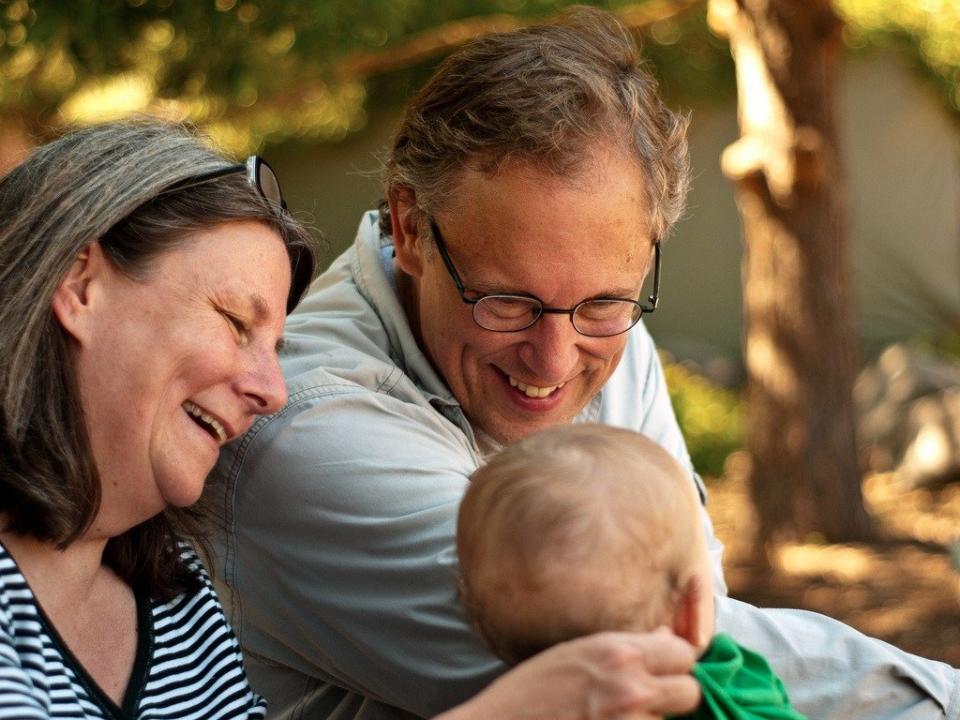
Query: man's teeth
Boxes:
[
  {"xmin": 508, "ymin": 376, "xmax": 566, "ymax": 398},
  {"xmin": 183, "ymin": 400, "xmax": 227, "ymax": 443}
]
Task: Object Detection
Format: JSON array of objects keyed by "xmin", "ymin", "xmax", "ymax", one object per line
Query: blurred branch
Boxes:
[
  {"xmin": 336, "ymin": 0, "xmax": 706, "ymax": 79},
  {"xmin": 336, "ymin": 14, "xmax": 521, "ymax": 78}
]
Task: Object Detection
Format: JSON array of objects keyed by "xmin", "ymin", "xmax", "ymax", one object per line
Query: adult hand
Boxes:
[{"xmin": 434, "ymin": 627, "xmax": 700, "ymax": 720}]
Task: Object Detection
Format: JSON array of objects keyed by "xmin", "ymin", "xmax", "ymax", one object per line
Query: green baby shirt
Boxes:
[{"xmin": 671, "ymin": 633, "xmax": 807, "ymax": 720}]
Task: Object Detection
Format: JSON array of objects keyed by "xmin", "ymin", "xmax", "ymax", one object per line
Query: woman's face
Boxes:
[{"xmin": 62, "ymin": 220, "xmax": 292, "ymax": 537}]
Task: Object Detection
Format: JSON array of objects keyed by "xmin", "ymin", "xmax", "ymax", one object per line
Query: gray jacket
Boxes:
[{"xmin": 209, "ymin": 211, "xmax": 959, "ymax": 720}]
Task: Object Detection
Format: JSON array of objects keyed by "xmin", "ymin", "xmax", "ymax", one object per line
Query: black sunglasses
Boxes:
[
  {"xmin": 183, "ymin": 156, "xmax": 287, "ymax": 211},
  {"xmin": 166, "ymin": 156, "xmax": 316, "ymax": 313}
]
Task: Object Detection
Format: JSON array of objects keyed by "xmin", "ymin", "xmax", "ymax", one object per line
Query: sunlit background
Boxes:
[
  {"xmin": 5, "ymin": 0, "xmax": 957, "ymax": 359},
  {"xmin": 4, "ymin": 0, "xmax": 960, "ymax": 664}
]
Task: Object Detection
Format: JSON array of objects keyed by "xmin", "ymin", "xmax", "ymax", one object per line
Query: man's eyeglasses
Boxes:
[
  {"xmin": 182, "ymin": 156, "xmax": 287, "ymax": 211},
  {"xmin": 428, "ymin": 218, "xmax": 660, "ymax": 338}
]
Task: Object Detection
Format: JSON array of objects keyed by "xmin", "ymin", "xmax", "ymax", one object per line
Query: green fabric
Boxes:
[{"xmin": 669, "ymin": 633, "xmax": 807, "ymax": 720}]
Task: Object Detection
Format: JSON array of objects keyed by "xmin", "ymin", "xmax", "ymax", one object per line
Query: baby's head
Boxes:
[{"xmin": 457, "ymin": 424, "xmax": 714, "ymax": 665}]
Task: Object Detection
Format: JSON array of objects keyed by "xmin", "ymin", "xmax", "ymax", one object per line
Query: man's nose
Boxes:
[{"xmin": 517, "ymin": 312, "xmax": 583, "ymax": 382}]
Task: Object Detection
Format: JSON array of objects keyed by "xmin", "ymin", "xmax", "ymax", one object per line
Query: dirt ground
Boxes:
[{"xmin": 709, "ymin": 455, "xmax": 960, "ymax": 667}]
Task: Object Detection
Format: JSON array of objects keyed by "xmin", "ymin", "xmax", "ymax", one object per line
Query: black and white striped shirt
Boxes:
[{"xmin": 0, "ymin": 542, "xmax": 266, "ymax": 719}]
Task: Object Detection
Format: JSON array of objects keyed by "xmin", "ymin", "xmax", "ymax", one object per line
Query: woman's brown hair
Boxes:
[{"xmin": 0, "ymin": 119, "xmax": 315, "ymax": 599}]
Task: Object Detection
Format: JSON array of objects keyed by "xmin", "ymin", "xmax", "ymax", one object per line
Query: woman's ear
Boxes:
[
  {"xmin": 388, "ymin": 187, "xmax": 425, "ymax": 278},
  {"xmin": 51, "ymin": 242, "xmax": 108, "ymax": 345}
]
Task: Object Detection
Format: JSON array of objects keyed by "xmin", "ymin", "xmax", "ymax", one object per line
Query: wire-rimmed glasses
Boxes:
[{"xmin": 429, "ymin": 218, "xmax": 660, "ymax": 338}]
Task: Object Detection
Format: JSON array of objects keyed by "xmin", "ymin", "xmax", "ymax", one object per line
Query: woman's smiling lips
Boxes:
[{"xmin": 182, "ymin": 400, "xmax": 229, "ymax": 444}]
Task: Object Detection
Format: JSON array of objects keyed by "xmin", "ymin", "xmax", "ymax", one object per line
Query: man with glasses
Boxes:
[
  {"xmin": 210, "ymin": 7, "xmax": 959, "ymax": 720},
  {"xmin": 428, "ymin": 217, "xmax": 661, "ymax": 337}
]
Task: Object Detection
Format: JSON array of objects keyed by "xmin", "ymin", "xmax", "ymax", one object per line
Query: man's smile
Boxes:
[{"xmin": 507, "ymin": 375, "xmax": 567, "ymax": 398}]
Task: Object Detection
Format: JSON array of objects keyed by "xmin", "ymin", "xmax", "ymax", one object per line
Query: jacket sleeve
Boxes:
[
  {"xmin": 715, "ymin": 597, "xmax": 960, "ymax": 720},
  {"xmin": 211, "ymin": 381, "xmax": 504, "ymax": 718},
  {"xmin": 604, "ymin": 325, "xmax": 960, "ymax": 720}
]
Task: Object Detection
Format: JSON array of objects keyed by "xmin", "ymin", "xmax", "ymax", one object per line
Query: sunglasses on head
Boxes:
[{"xmin": 180, "ymin": 156, "xmax": 287, "ymax": 212}]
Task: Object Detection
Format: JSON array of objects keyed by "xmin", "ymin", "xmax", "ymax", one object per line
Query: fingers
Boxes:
[
  {"xmin": 630, "ymin": 626, "xmax": 699, "ymax": 676},
  {"xmin": 639, "ymin": 673, "xmax": 701, "ymax": 715},
  {"xmin": 574, "ymin": 627, "xmax": 697, "ymax": 675},
  {"xmin": 588, "ymin": 667, "xmax": 700, "ymax": 718},
  {"xmin": 581, "ymin": 629, "xmax": 701, "ymax": 719},
  {"xmin": 446, "ymin": 629, "xmax": 701, "ymax": 720}
]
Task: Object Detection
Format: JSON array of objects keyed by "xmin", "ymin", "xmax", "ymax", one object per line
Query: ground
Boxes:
[{"xmin": 710, "ymin": 453, "xmax": 960, "ymax": 667}]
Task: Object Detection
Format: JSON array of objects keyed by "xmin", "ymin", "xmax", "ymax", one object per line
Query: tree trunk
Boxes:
[{"xmin": 708, "ymin": 0, "xmax": 874, "ymax": 543}]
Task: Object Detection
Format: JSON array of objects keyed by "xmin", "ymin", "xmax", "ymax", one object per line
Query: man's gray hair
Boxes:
[{"xmin": 381, "ymin": 5, "xmax": 690, "ymax": 242}]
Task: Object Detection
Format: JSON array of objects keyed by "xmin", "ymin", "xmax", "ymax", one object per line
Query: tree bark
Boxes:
[{"xmin": 708, "ymin": 0, "xmax": 874, "ymax": 543}]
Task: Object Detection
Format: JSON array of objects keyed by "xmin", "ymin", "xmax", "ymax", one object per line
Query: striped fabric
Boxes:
[{"xmin": 0, "ymin": 542, "xmax": 266, "ymax": 719}]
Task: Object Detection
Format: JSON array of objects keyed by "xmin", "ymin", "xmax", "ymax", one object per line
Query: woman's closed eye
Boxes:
[{"xmin": 220, "ymin": 309, "xmax": 250, "ymax": 343}]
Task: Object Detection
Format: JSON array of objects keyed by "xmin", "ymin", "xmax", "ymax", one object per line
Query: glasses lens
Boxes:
[
  {"xmin": 474, "ymin": 295, "xmax": 542, "ymax": 331},
  {"xmin": 254, "ymin": 158, "xmax": 286, "ymax": 211},
  {"xmin": 572, "ymin": 300, "xmax": 642, "ymax": 337}
]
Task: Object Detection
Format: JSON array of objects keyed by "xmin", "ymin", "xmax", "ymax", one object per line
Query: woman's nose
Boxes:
[{"xmin": 240, "ymin": 350, "xmax": 288, "ymax": 415}]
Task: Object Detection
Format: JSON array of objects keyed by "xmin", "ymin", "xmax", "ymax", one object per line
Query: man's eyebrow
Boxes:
[
  {"xmin": 469, "ymin": 284, "xmax": 643, "ymax": 301},
  {"xmin": 466, "ymin": 280, "xmax": 536, "ymax": 296},
  {"xmin": 591, "ymin": 286, "xmax": 643, "ymax": 300}
]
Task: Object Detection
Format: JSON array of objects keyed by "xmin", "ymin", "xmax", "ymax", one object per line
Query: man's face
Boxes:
[{"xmin": 397, "ymin": 144, "xmax": 656, "ymax": 445}]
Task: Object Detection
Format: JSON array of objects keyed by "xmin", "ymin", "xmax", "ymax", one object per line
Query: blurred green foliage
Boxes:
[
  {"xmin": 0, "ymin": 0, "xmax": 732, "ymax": 152},
  {"xmin": 1, "ymin": 0, "xmax": 957, "ymax": 151},
  {"xmin": 906, "ymin": 330, "xmax": 960, "ymax": 363},
  {"xmin": 6, "ymin": 0, "xmax": 955, "ymax": 154},
  {"xmin": 662, "ymin": 356, "xmax": 744, "ymax": 479},
  {"xmin": 837, "ymin": 0, "xmax": 960, "ymax": 119}
]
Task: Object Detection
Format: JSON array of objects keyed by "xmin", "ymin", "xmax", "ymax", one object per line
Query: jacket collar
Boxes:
[{"xmin": 353, "ymin": 211, "xmax": 460, "ymax": 407}]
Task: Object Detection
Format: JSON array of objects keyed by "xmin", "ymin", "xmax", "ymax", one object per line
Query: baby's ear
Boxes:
[{"xmin": 672, "ymin": 574, "xmax": 711, "ymax": 652}]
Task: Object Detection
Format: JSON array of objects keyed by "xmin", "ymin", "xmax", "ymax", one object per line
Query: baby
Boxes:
[{"xmin": 457, "ymin": 424, "xmax": 805, "ymax": 719}]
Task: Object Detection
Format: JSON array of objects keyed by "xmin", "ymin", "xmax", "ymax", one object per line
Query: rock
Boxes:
[{"xmin": 856, "ymin": 344, "xmax": 960, "ymax": 488}]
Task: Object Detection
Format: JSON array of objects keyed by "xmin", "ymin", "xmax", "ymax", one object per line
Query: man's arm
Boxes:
[
  {"xmin": 602, "ymin": 324, "xmax": 960, "ymax": 719},
  {"xmin": 435, "ymin": 630, "xmax": 700, "ymax": 720},
  {"xmin": 212, "ymin": 327, "xmax": 960, "ymax": 720},
  {"xmin": 716, "ymin": 597, "xmax": 960, "ymax": 720},
  {"xmin": 213, "ymin": 382, "xmax": 506, "ymax": 718}
]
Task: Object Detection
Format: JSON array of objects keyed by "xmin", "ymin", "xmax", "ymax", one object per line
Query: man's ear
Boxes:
[
  {"xmin": 51, "ymin": 241, "xmax": 109, "ymax": 345},
  {"xmin": 388, "ymin": 187, "xmax": 425, "ymax": 278}
]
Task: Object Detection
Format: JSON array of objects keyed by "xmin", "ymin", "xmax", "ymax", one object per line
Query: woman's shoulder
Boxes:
[
  {"xmin": 0, "ymin": 540, "xmax": 36, "ymax": 617},
  {"xmin": 143, "ymin": 541, "xmax": 267, "ymax": 718},
  {"xmin": 0, "ymin": 542, "xmax": 73, "ymax": 717},
  {"xmin": 154, "ymin": 541, "xmax": 218, "ymax": 608},
  {"xmin": 172, "ymin": 541, "xmax": 211, "ymax": 580},
  {"xmin": 148, "ymin": 542, "xmax": 226, "ymax": 638}
]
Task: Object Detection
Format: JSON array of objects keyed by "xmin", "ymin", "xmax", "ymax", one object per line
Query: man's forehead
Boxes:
[{"xmin": 457, "ymin": 143, "xmax": 646, "ymax": 192}]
